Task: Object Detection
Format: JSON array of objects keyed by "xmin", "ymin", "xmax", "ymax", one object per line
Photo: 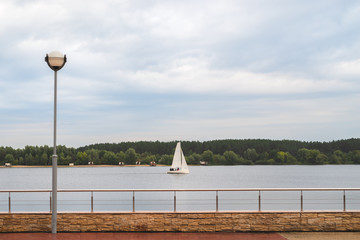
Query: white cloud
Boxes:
[
  {"xmin": 127, "ymin": 1, "xmax": 263, "ymax": 42},
  {"xmin": 331, "ymin": 59, "xmax": 360, "ymax": 78},
  {"xmin": 120, "ymin": 57, "xmax": 352, "ymax": 94}
]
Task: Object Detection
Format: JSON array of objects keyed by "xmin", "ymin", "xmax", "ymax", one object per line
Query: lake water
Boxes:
[{"xmin": 0, "ymin": 165, "xmax": 359, "ymax": 212}]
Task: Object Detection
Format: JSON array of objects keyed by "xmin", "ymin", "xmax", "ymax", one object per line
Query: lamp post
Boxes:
[{"xmin": 45, "ymin": 51, "xmax": 66, "ymax": 234}]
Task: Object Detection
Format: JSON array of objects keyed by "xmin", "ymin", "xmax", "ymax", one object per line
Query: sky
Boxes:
[{"xmin": 1, "ymin": 0, "xmax": 360, "ymax": 149}]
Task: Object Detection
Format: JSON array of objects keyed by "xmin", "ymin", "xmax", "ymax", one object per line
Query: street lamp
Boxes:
[{"xmin": 45, "ymin": 51, "xmax": 66, "ymax": 234}]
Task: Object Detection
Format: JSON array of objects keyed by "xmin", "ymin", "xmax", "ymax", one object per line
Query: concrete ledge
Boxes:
[{"xmin": 0, "ymin": 211, "xmax": 360, "ymax": 232}]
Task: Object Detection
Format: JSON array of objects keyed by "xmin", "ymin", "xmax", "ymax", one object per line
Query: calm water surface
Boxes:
[{"xmin": 0, "ymin": 165, "xmax": 359, "ymax": 189}]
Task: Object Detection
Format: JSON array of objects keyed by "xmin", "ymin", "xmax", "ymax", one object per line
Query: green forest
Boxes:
[{"xmin": 1, "ymin": 139, "xmax": 360, "ymax": 166}]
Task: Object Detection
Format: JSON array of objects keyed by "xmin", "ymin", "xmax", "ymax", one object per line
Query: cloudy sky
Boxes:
[{"xmin": 1, "ymin": 0, "xmax": 360, "ymax": 148}]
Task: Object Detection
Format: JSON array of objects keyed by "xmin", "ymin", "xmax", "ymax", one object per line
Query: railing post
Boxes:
[
  {"xmin": 258, "ymin": 191, "xmax": 261, "ymax": 212},
  {"xmin": 50, "ymin": 192, "xmax": 52, "ymax": 212},
  {"xmin": 301, "ymin": 190, "xmax": 303, "ymax": 212},
  {"xmin": 132, "ymin": 191, "xmax": 135, "ymax": 212},
  {"xmin": 8, "ymin": 192, "xmax": 11, "ymax": 213},
  {"xmin": 91, "ymin": 191, "xmax": 94, "ymax": 213},
  {"xmin": 216, "ymin": 191, "xmax": 219, "ymax": 212},
  {"xmin": 343, "ymin": 190, "xmax": 346, "ymax": 212},
  {"xmin": 174, "ymin": 191, "xmax": 177, "ymax": 212}
]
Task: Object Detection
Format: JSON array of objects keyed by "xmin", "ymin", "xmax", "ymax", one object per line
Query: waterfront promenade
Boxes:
[{"xmin": 1, "ymin": 232, "xmax": 360, "ymax": 240}]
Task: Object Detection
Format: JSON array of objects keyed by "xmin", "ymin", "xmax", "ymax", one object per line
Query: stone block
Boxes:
[
  {"xmin": 307, "ymin": 217, "xmax": 324, "ymax": 225},
  {"xmin": 251, "ymin": 224, "xmax": 269, "ymax": 231},
  {"xmin": 215, "ymin": 224, "xmax": 233, "ymax": 232},
  {"xmin": 233, "ymin": 224, "xmax": 251, "ymax": 232}
]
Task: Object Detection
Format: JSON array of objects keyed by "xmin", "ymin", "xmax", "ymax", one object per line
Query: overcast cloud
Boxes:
[{"xmin": 1, "ymin": 0, "xmax": 360, "ymax": 148}]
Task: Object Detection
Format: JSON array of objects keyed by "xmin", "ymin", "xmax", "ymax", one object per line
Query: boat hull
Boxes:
[{"xmin": 167, "ymin": 169, "xmax": 189, "ymax": 174}]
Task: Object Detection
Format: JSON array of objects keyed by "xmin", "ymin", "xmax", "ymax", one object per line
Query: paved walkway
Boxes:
[{"xmin": 1, "ymin": 232, "xmax": 360, "ymax": 240}]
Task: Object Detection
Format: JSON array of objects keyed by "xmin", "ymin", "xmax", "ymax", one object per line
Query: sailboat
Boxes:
[{"xmin": 167, "ymin": 142, "xmax": 189, "ymax": 174}]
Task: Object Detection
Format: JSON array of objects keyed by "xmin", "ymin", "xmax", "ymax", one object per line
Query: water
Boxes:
[
  {"xmin": 0, "ymin": 165, "xmax": 359, "ymax": 212},
  {"xmin": 2, "ymin": 165, "xmax": 359, "ymax": 189}
]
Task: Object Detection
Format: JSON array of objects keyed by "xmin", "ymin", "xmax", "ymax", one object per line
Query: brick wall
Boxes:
[{"xmin": 0, "ymin": 212, "xmax": 360, "ymax": 232}]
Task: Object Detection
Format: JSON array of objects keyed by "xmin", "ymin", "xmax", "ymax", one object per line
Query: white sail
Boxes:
[{"xmin": 168, "ymin": 142, "xmax": 189, "ymax": 174}]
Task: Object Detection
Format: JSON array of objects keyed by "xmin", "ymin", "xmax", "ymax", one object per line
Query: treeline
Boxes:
[{"xmin": 1, "ymin": 139, "xmax": 360, "ymax": 166}]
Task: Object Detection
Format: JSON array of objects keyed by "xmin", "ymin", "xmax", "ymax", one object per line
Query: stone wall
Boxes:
[{"xmin": 0, "ymin": 212, "xmax": 360, "ymax": 232}]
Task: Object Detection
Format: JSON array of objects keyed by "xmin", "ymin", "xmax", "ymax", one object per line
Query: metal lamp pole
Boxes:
[{"xmin": 45, "ymin": 51, "xmax": 66, "ymax": 234}]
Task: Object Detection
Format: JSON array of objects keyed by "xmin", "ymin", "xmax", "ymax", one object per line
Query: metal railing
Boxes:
[{"xmin": 0, "ymin": 188, "xmax": 359, "ymax": 213}]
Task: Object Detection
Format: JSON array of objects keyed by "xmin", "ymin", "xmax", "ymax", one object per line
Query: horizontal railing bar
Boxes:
[
  {"xmin": 1, "ymin": 188, "xmax": 360, "ymax": 193},
  {"xmin": 61, "ymin": 188, "xmax": 360, "ymax": 192}
]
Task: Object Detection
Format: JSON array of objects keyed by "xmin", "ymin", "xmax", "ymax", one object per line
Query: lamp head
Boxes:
[{"xmin": 45, "ymin": 51, "xmax": 67, "ymax": 71}]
